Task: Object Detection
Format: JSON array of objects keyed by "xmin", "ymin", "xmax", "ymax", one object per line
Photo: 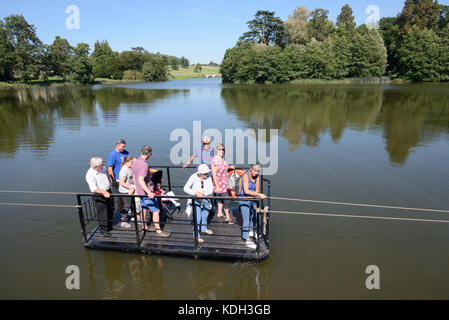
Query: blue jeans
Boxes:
[
  {"xmin": 239, "ymin": 200, "xmax": 257, "ymax": 240},
  {"xmin": 192, "ymin": 200, "xmax": 210, "ymax": 238}
]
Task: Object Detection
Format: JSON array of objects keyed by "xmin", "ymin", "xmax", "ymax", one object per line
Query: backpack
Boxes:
[{"xmin": 228, "ymin": 169, "xmax": 246, "ymax": 197}]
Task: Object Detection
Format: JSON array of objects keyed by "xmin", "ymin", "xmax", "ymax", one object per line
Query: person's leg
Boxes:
[
  {"xmin": 106, "ymin": 197, "xmax": 114, "ymax": 231},
  {"xmin": 193, "ymin": 201, "xmax": 202, "ymax": 238},
  {"xmin": 122, "ymin": 196, "xmax": 131, "ymax": 221},
  {"xmin": 239, "ymin": 201, "xmax": 250, "ymax": 240},
  {"xmin": 95, "ymin": 198, "xmax": 107, "ymax": 230},
  {"xmin": 223, "ymin": 198, "xmax": 233, "ymax": 223},
  {"xmin": 201, "ymin": 206, "xmax": 209, "ymax": 233},
  {"xmin": 217, "ymin": 201, "xmax": 224, "ymax": 217}
]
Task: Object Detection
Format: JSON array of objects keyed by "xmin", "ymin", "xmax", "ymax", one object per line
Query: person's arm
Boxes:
[
  {"xmin": 211, "ymin": 160, "xmax": 220, "ymax": 190},
  {"xmin": 255, "ymin": 176, "xmax": 266, "ymax": 199},
  {"xmin": 183, "ymin": 174, "xmax": 195, "ymax": 196},
  {"xmin": 107, "ymin": 152, "xmax": 116, "ymax": 180},
  {"xmin": 138, "ymin": 175, "xmax": 153, "ymax": 198},
  {"xmin": 204, "ymin": 177, "xmax": 214, "ymax": 196},
  {"xmin": 119, "ymin": 176, "xmax": 135, "ymax": 192},
  {"xmin": 242, "ymin": 174, "xmax": 265, "ymax": 198},
  {"xmin": 86, "ymin": 172, "xmax": 110, "ymax": 198},
  {"xmin": 183, "ymin": 155, "xmax": 195, "ymax": 168}
]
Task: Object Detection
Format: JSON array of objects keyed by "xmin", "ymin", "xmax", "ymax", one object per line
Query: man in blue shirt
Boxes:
[
  {"xmin": 182, "ymin": 136, "xmax": 215, "ymax": 169},
  {"xmin": 107, "ymin": 139, "xmax": 129, "ymax": 182},
  {"xmin": 107, "ymin": 139, "xmax": 129, "ymax": 219}
]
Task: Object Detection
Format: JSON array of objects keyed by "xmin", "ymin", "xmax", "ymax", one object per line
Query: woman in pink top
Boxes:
[{"xmin": 211, "ymin": 143, "xmax": 235, "ymax": 224}]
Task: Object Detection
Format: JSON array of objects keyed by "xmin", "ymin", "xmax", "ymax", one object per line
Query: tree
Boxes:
[
  {"xmin": 131, "ymin": 46, "xmax": 148, "ymax": 54},
  {"xmin": 220, "ymin": 42, "xmax": 258, "ymax": 82},
  {"xmin": 379, "ymin": 17, "xmax": 401, "ymax": 73},
  {"xmin": 0, "ymin": 20, "xmax": 15, "ymax": 81},
  {"xmin": 168, "ymin": 56, "xmax": 179, "ymax": 70},
  {"xmin": 398, "ymin": 26, "xmax": 442, "ymax": 81},
  {"xmin": 307, "ymin": 9, "xmax": 335, "ymax": 42},
  {"xmin": 119, "ymin": 51, "xmax": 146, "ymax": 71},
  {"xmin": 180, "ymin": 56, "xmax": 189, "ymax": 68},
  {"xmin": 123, "ymin": 69, "xmax": 143, "ymax": 80},
  {"xmin": 194, "ymin": 63, "xmax": 202, "ymax": 72},
  {"xmin": 337, "ymin": 4, "xmax": 356, "ymax": 29},
  {"xmin": 239, "ymin": 10, "xmax": 288, "ymax": 48},
  {"xmin": 349, "ymin": 25, "xmax": 387, "ymax": 77},
  {"xmin": 3, "ymin": 14, "xmax": 43, "ymax": 81},
  {"xmin": 68, "ymin": 43, "xmax": 94, "ymax": 84},
  {"xmin": 438, "ymin": 4, "xmax": 449, "ymax": 29},
  {"xmin": 92, "ymin": 40, "xmax": 117, "ymax": 78},
  {"xmin": 398, "ymin": 0, "xmax": 440, "ymax": 35},
  {"xmin": 285, "ymin": 6, "xmax": 311, "ymax": 45},
  {"xmin": 141, "ymin": 55, "xmax": 168, "ymax": 81},
  {"xmin": 48, "ymin": 36, "xmax": 72, "ymax": 79}
]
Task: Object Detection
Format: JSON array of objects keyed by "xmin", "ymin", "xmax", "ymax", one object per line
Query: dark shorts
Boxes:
[{"xmin": 214, "ymin": 192, "xmax": 230, "ymax": 209}]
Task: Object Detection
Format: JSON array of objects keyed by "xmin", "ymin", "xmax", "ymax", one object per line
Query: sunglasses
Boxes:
[{"xmin": 203, "ymin": 142, "xmax": 210, "ymax": 145}]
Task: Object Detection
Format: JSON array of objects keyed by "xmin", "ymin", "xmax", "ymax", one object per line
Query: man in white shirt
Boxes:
[{"xmin": 86, "ymin": 157, "xmax": 114, "ymax": 237}]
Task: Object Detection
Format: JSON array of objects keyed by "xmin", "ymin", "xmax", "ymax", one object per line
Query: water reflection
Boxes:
[
  {"xmin": 0, "ymin": 86, "xmax": 187, "ymax": 157},
  {"xmin": 221, "ymin": 85, "xmax": 449, "ymax": 163}
]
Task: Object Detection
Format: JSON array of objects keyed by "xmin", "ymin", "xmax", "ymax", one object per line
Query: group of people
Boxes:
[{"xmin": 85, "ymin": 136, "xmax": 266, "ymax": 250}]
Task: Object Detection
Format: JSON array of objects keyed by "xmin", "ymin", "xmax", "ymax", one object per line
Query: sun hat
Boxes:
[{"xmin": 197, "ymin": 164, "xmax": 211, "ymax": 174}]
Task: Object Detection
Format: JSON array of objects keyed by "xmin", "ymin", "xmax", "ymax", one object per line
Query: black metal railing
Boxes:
[{"xmin": 76, "ymin": 165, "xmax": 271, "ymax": 259}]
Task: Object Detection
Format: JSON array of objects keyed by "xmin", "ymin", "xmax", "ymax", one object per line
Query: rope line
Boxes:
[
  {"xmin": 268, "ymin": 196, "xmax": 449, "ymax": 214},
  {"xmin": 0, "ymin": 190, "xmax": 79, "ymax": 195},
  {"xmin": 269, "ymin": 210, "xmax": 449, "ymax": 224},
  {"xmin": 0, "ymin": 202, "xmax": 80, "ymax": 208}
]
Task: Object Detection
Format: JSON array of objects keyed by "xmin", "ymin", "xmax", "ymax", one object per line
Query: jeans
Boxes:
[
  {"xmin": 192, "ymin": 200, "xmax": 210, "ymax": 238},
  {"xmin": 239, "ymin": 200, "xmax": 257, "ymax": 240}
]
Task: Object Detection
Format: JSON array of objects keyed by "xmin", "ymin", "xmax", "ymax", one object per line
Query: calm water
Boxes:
[{"xmin": 0, "ymin": 78, "xmax": 448, "ymax": 299}]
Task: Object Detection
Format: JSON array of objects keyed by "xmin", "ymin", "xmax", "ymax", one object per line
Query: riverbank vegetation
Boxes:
[
  {"xmin": 220, "ymin": 1, "xmax": 449, "ymax": 83},
  {"xmin": 0, "ymin": 14, "xmax": 216, "ymax": 85}
]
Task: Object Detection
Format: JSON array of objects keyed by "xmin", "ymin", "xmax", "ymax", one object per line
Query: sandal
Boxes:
[
  {"xmin": 225, "ymin": 219, "xmax": 235, "ymax": 225},
  {"xmin": 155, "ymin": 229, "xmax": 171, "ymax": 237},
  {"xmin": 201, "ymin": 229, "xmax": 214, "ymax": 235},
  {"xmin": 216, "ymin": 214, "xmax": 225, "ymax": 219},
  {"xmin": 198, "ymin": 238, "xmax": 205, "ymax": 244}
]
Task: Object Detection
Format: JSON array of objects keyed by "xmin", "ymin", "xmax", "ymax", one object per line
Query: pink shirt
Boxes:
[
  {"xmin": 131, "ymin": 157, "xmax": 153, "ymax": 196},
  {"xmin": 211, "ymin": 157, "xmax": 229, "ymax": 193}
]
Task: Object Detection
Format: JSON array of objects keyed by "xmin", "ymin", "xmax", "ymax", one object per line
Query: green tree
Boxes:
[
  {"xmin": 0, "ymin": 20, "xmax": 15, "ymax": 80},
  {"xmin": 239, "ymin": 10, "xmax": 288, "ymax": 48},
  {"xmin": 119, "ymin": 51, "xmax": 146, "ymax": 71},
  {"xmin": 220, "ymin": 42, "xmax": 258, "ymax": 82},
  {"xmin": 91, "ymin": 40, "xmax": 120, "ymax": 78},
  {"xmin": 307, "ymin": 9, "xmax": 335, "ymax": 42},
  {"xmin": 48, "ymin": 36, "xmax": 72, "ymax": 79},
  {"xmin": 379, "ymin": 17, "xmax": 401, "ymax": 73},
  {"xmin": 168, "ymin": 56, "xmax": 179, "ymax": 70},
  {"xmin": 285, "ymin": 6, "xmax": 311, "ymax": 45},
  {"xmin": 349, "ymin": 25, "xmax": 387, "ymax": 77},
  {"xmin": 68, "ymin": 43, "xmax": 94, "ymax": 84},
  {"xmin": 336, "ymin": 4, "xmax": 356, "ymax": 30},
  {"xmin": 194, "ymin": 63, "xmax": 202, "ymax": 72},
  {"xmin": 3, "ymin": 14, "xmax": 43, "ymax": 81},
  {"xmin": 141, "ymin": 56, "xmax": 168, "ymax": 81},
  {"xmin": 398, "ymin": 26, "xmax": 442, "ymax": 81},
  {"xmin": 398, "ymin": 0, "xmax": 440, "ymax": 35},
  {"xmin": 180, "ymin": 56, "xmax": 190, "ymax": 68},
  {"xmin": 438, "ymin": 4, "xmax": 449, "ymax": 29}
]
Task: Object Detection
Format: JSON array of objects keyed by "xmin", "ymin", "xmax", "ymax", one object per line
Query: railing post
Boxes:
[
  {"xmin": 256, "ymin": 198, "xmax": 261, "ymax": 256},
  {"xmin": 77, "ymin": 195, "xmax": 88, "ymax": 244},
  {"xmin": 266, "ymin": 181, "xmax": 271, "ymax": 250},
  {"xmin": 192, "ymin": 197, "xmax": 199, "ymax": 252},
  {"xmin": 132, "ymin": 196, "xmax": 140, "ymax": 245}
]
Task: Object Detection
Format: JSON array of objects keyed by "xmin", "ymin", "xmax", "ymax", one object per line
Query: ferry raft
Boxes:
[{"xmin": 76, "ymin": 165, "xmax": 271, "ymax": 262}]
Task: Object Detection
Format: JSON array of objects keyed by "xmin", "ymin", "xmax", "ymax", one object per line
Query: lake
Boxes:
[{"xmin": 0, "ymin": 78, "xmax": 448, "ymax": 299}]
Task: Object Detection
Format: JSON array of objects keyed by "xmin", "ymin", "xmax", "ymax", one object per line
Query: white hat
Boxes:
[{"xmin": 197, "ymin": 164, "xmax": 211, "ymax": 174}]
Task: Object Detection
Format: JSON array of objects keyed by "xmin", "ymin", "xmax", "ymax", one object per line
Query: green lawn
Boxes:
[{"xmin": 169, "ymin": 65, "xmax": 221, "ymax": 79}]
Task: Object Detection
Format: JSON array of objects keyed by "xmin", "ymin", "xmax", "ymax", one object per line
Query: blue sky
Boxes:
[{"xmin": 1, "ymin": 0, "xmax": 447, "ymax": 63}]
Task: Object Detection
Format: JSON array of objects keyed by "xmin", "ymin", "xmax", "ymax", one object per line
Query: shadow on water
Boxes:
[{"xmin": 221, "ymin": 84, "xmax": 449, "ymax": 164}]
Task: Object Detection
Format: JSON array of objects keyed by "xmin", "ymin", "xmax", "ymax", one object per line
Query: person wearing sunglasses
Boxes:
[
  {"xmin": 183, "ymin": 164, "xmax": 214, "ymax": 243},
  {"xmin": 211, "ymin": 143, "xmax": 235, "ymax": 224},
  {"xmin": 182, "ymin": 136, "xmax": 215, "ymax": 169}
]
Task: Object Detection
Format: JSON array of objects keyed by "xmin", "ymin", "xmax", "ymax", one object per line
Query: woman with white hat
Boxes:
[{"xmin": 183, "ymin": 164, "xmax": 214, "ymax": 243}]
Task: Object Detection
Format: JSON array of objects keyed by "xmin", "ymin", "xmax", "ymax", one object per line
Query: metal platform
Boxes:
[
  {"xmin": 77, "ymin": 165, "xmax": 271, "ymax": 262},
  {"xmin": 84, "ymin": 209, "xmax": 269, "ymax": 261}
]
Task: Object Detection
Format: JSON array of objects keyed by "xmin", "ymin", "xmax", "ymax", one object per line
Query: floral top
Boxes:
[{"xmin": 211, "ymin": 157, "xmax": 229, "ymax": 193}]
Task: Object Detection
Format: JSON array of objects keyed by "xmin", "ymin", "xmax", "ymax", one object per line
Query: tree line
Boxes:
[
  {"xmin": 0, "ymin": 14, "xmax": 192, "ymax": 84},
  {"xmin": 220, "ymin": 1, "xmax": 449, "ymax": 83}
]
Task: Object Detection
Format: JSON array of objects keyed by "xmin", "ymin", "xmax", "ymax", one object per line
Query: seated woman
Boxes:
[
  {"xmin": 239, "ymin": 163, "xmax": 267, "ymax": 250},
  {"xmin": 154, "ymin": 182, "xmax": 181, "ymax": 209},
  {"xmin": 183, "ymin": 164, "xmax": 214, "ymax": 243}
]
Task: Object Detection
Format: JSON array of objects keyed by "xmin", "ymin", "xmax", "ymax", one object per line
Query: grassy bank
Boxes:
[{"xmin": 169, "ymin": 65, "xmax": 221, "ymax": 79}]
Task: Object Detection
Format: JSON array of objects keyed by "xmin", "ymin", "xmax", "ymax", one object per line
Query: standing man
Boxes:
[
  {"xmin": 132, "ymin": 146, "xmax": 170, "ymax": 237},
  {"xmin": 107, "ymin": 139, "xmax": 129, "ymax": 223},
  {"xmin": 86, "ymin": 157, "xmax": 114, "ymax": 237},
  {"xmin": 182, "ymin": 136, "xmax": 215, "ymax": 169},
  {"xmin": 107, "ymin": 139, "xmax": 129, "ymax": 183}
]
